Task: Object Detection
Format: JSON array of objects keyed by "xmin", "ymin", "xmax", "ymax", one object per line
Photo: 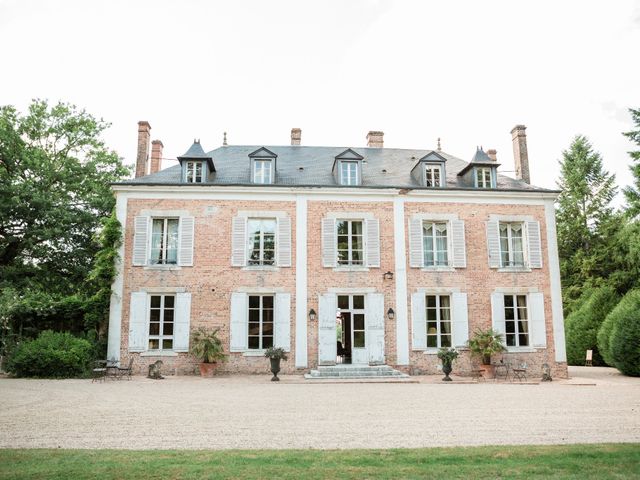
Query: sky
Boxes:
[{"xmin": 1, "ymin": 0, "xmax": 639, "ymax": 195}]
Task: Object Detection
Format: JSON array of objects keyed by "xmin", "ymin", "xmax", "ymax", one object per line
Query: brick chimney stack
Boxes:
[
  {"xmin": 150, "ymin": 140, "xmax": 163, "ymax": 174},
  {"xmin": 135, "ymin": 121, "xmax": 151, "ymax": 178},
  {"xmin": 511, "ymin": 125, "xmax": 530, "ymax": 184},
  {"xmin": 291, "ymin": 128, "xmax": 301, "ymax": 146},
  {"xmin": 486, "ymin": 149, "xmax": 497, "ymax": 162},
  {"xmin": 366, "ymin": 131, "xmax": 384, "ymax": 148}
]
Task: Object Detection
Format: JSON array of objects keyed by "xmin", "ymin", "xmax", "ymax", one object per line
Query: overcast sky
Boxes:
[{"xmin": 1, "ymin": 0, "xmax": 639, "ymax": 194}]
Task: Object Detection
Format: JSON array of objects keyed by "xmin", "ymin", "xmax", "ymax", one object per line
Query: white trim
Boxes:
[
  {"xmin": 295, "ymin": 196, "xmax": 308, "ymax": 368},
  {"xmin": 493, "ymin": 287, "xmax": 540, "ymax": 293},
  {"xmin": 241, "ymin": 266, "xmax": 280, "ymax": 272},
  {"xmin": 107, "ymin": 195, "xmax": 127, "ymax": 362},
  {"xmin": 326, "ymin": 211, "xmax": 375, "ymax": 220},
  {"xmin": 545, "ymin": 200, "xmax": 567, "ymax": 362},
  {"xmin": 333, "ymin": 266, "xmax": 370, "ymax": 272},
  {"xmin": 413, "ymin": 287, "xmax": 461, "ymax": 294},
  {"xmin": 242, "ymin": 350, "xmax": 267, "ymax": 357},
  {"xmin": 143, "ymin": 265, "xmax": 182, "ymax": 271},
  {"xmin": 327, "ymin": 287, "xmax": 377, "ymax": 294},
  {"xmin": 420, "ymin": 266, "xmax": 455, "ymax": 272},
  {"xmin": 489, "ymin": 214, "xmax": 535, "ymax": 222},
  {"xmin": 393, "ymin": 198, "xmax": 410, "ymax": 365},
  {"xmin": 140, "ymin": 287, "xmax": 187, "ymax": 293},
  {"xmin": 140, "ymin": 209, "xmax": 191, "ymax": 217},
  {"xmin": 237, "ymin": 210, "xmax": 288, "ymax": 218},
  {"xmin": 410, "ymin": 213, "xmax": 458, "ymax": 222},
  {"xmin": 497, "ymin": 267, "xmax": 532, "ymax": 273},
  {"xmin": 235, "ymin": 286, "xmax": 289, "ymax": 293}
]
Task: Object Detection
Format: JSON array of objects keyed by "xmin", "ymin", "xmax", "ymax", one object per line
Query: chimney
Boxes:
[
  {"xmin": 291, "ymin": 128, "xmax": 301, "ymax": 146},
  {"xmin": 486, "ymin": 149, "xmax": 497, "ymax": 162},
  {"xmin": 135, "ymin": 121, "xmax": 151, "ymax": 178},
  {"xmin": 511, "ymin": 125, "xmax": 530, "ymax": 183},
  {"xmin": 150, "ymin": 140, "xmax": 163, "ymax": 174},
  {"xmin": 366, "ymin": 130, "xmax": 384, "ymax": 148}
]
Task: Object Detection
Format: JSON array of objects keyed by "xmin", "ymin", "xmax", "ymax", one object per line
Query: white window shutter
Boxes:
[
  {"xmin": 318, "ymin": 293, "xmax": 337, "ymax": 365},
  {"xmin": 450, "ymin": 219, "xmax": 466, "ymax": 268},
  {"xmin": 231, "ymin": 216, "xmax": 247, "ymax": 267},
  {"xmin": 366, "ymin": 293, "xmax": 385, "ymax": 365},
  {"xmin": 365, "ymin": 218, "xmax": 380, "ymax": 268},
  {"xmin": 411, "ymin": 292, "xmax": 427, "ymax": 350},
  {"xmin": 491, "ymin": 292, "xmax": 506, "ymax": 341},
  {"xmin": 408, "ymin": 218, "xmax": 423, "ymax": 268},
  {"xmin": 173, "ymin": 292, "xmax": 191, "ymax": 352},
  {"xmin": 321, "ymin": 218, "xmax": 337, "ymax": 268},
  {"xmin": 451, "ymin": 292, "xmax": 469, "ymax": 347},
  {"xmin": 275, "ymin": 293, "xmax": 291, "ymax": 351},
  {"xmin": 486, "ymin": 220, "xmax": 500, "ymax": 268},
  {"xmin": 529, "ymin": 292, "xmax": 547, "ymax": 347},
  {"xmin": 277, "ymin": 216, "xmax": 292, "ymax": 267},
  {"xmin": 230, "ymin": 292, "xmax": 248, "ymax": 352},
  {"xmin": 132, "ymin": 216, "xmax": 149, "ymax": 266},
  {"xmin": 178, "ymin": 217, "xmax": 195, "ymax": 266},
  {"xmin": 527, "ymin": 221, "xmax": 543, "ymax": 269},
  {"xmin": 128, "ymin": 291, "xmax": 148, "ymax": 352}
]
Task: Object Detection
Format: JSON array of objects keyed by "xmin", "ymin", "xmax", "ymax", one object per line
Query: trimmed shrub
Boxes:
[
  {"xmin": 564, "ymin": 286, "xmax": 619, "ymax": 366},
  {"xmin": 609, "ymin": 290, "xmax": 640, "ymax": 377},
  {"xmin": 6, "ymin": 330, "xmax": 93, "ymax": 378},
  {"xmin": 597, "ymin": 305, "xmax": 619, "ymax": 366}
]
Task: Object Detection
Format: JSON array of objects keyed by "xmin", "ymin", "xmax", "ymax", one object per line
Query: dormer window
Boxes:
[
  {"xmin": 253, "ymin": 159, "xmax": 273, "ymax": 184},
  {"xmin": 340, "ymin": 161, "xmax": 359, "ymax": 186},
  {"xmin": 333, "ymin": 149, "xmax": 364, "ymax": 186},
  {"xmin": 177, "ymin": 140, "xmax": 214, "ymax": 184},
  {"xmin": 424, "ymin": 164, "xmax": 442, "ymax": 187},
  {"xmin": 476, "ymin": 167, "xmax": 493, "ymax": 188},
  {"xmin": 185, "ymin": 161, "xmax": 203, "ymax": 183},
  {"xmin": 411, "ymin": 152, "xmax": 447, "ymax": 188}
]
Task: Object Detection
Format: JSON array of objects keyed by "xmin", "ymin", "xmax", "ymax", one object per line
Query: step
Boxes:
[{"xmin": 305, "ymin": 364, "xmax": 410, "ymax": 380}]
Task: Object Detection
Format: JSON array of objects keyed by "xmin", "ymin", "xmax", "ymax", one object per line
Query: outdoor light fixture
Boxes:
[
  {"xmin": 387, "ymin": 308, "xmax": 395, "ymax": 320},
  {"xmin": 309, "ymin": 309, "xmax": 317, "ymax": 321},
  {"xmin": 383, "ymin": 271, "xmax": 394, "ymax": 280}
]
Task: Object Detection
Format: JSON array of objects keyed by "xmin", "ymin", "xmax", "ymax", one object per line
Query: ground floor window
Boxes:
[
  {"xmin": 148, "ymin": 294, "xmax": 175, "ymax": 350},
  {"xmin": 504, "ymin": 294, "xmax": 529, "ymax": 347},
  {"xmin": 248, "ymin": 295, "xmax": 274, "ymax": 349},
  {"xmin": 426, "ymin": 294, "xmax": 451, "ymax": 348}
]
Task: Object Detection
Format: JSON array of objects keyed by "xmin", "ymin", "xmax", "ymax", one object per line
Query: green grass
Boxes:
[{"xmin": 0, "ymin": 444, "xmax": 638, "ymax": 479}]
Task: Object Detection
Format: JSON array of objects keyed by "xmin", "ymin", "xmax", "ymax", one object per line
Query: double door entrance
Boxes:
[{"xmin": 336, "ymin": 294, "xmax": 366, "ymax": 365}]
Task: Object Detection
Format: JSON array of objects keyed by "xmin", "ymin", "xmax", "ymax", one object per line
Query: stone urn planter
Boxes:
[
  {"xmin": 264, "ymin": 347, "xmax": 288, "ymax": 382},
  {"xmin": 437, "ymin": 347, "xmax": 459, "ymax": 382}
]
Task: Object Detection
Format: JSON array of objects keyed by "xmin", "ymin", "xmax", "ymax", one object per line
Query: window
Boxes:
[
  {"xmin": 499, "ymin": 222, "xmax": 525, "ymax": 267},
  {"xmin": 185, "ymin": 161, "xmax": 203, "ymax": 183},
  {"xmin": 248, "ymin": 295, "xmax": 274, "ymax": 349},
  {"xmin": 476, "ymin": 167, "xmax": 492, "ymax": 188},
  {"xmin": 150, "ymin": 218, "xmax": 178, "ymax": 264},
  {"xmin": 422, "ymin": 221, "xmax": 448, "ymax": 266},
  {"xmin": 424, "ymin": 165, "xmax": 442, "ymax": 187},
  {"xmin": 337, "ymin": 220, "xmax": 364, "ymax": 265},
  {"xmin": 340, "ymin": 161, "xmax": 359, "ymax": 186},
  {"xmin": 148, "ymin": 294, "xmax": 174, "ymax": 350},
  {"xmin": 504, "ymin": 294, "xmax": 529, "ymax": 347},
  {"xmin": 426, "ymin": 295, "xmax": 451, "ymax": 348},
  {"xmin": 253, "ymin": 159, "xmax": 273, "ymax": 184},
  {"xmin": 247, "ymin": 218, "xmax": 276, "ymax": 266}
]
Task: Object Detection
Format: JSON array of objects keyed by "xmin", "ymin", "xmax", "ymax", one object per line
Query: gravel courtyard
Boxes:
[{"xmin": 1, "ymin": 367, "xmax": 638, "ymax": 450}]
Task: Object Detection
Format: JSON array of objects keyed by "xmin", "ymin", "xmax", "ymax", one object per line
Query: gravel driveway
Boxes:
[{"xmin": 1, "ymin": 367, "xmax": 639, "ymax": 450}]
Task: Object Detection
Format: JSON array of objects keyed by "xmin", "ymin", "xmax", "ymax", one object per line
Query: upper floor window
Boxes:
[
  {"xmin": 337, "ymin": 219, "xmax": 364, "ymax": 265},
  {"xmin": 150, "ymin": 218, "xmax": 178, "ymax": 265},
  {"xmin": 148, "ymin": 294, "xmax": 175, "ymax": 351},
  {"xmin": 340, "ymin": 161, "xmax": 359, "ymax": 186},
  {"xmin": 499, "ymin": 222, "xmax": 525, "ymax": 267},
  {"xmin": 422, "ymin": 221, "xmax": 448, "ymax": 266},
  {"xmin": 424, "ymin": 165, "xmax": 443, "ymax": 187},
  {"xmin": 426, "ymin": 294, "xmax": 451, "ymax": 348},
  {"xmin": 185, "ymin": 161, "xmax": 203, "ymax": 183},
  {"xmin": 248, "ymin": 295, "xmax": 274, "ymax": 349},
  {"xmin": 476, "ymin": 167, "xmax": 493, "ymax": 188},
  {"xmin": 504, "ymin": 294, "xmax": 529, "ymax": 347},
  {"xmin": 253, "ymin": 159, "xmax": 273, "ymax": 184},
  {"xmin": 247, "ymin": 218, "xmax": 276, "ymax": 266}
]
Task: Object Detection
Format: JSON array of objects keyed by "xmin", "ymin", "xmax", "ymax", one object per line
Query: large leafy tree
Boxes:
[{"xmin": 623, "ymin": 108, "xmax": 640, "ymax": 216}]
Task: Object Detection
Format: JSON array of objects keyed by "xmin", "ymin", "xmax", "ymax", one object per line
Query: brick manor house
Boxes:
[{"xmin": 106, "ymin": 123, "xmax": 568, "ymax": 377}]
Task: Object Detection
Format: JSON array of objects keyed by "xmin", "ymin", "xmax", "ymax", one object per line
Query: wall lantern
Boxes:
[
  {"xmin": 383, "ymin": 271, "xmax": 394, "ymax": 280},
  {"xmin": 309, "ymin": 308, "xmax": 317, "ymax": 321},
  {"xmin": 387, "ymin": 308, "xmax": 395, "ymax": 320}
]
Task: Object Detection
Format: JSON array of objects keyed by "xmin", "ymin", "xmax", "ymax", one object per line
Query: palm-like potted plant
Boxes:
[
  {"xmin": 190, "ymin": 327, "xmax": 227, "ymax": 377},
  {"xmin": 467, "ymin": 328, "xmax": 506, "ymax": 376},
  {"xmin": 264, "ymin": 347, "xmax": 288, "ymax": 381},
  {"xmin": 437, "ymin": 347, "xmax": 459, "ymax": 381}
]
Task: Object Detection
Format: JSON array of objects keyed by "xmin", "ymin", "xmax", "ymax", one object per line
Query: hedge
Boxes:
[{"xmin": 609, "ymin": 290, "xmax": 640, "ymax": 377}]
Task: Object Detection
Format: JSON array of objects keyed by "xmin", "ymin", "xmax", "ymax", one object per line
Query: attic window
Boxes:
[
  {"xmin": 253, "ymin": 159, "xmax": 273, "ymax": 184},
  {"xmin": 185, "ymin": 161, "xmax": 203, "ymax": 183},
  {"xmin": 340, "ymin": 161, "xmax": 359, "ymax": 186},
  {"xmin": 476, "ymin": 167, "xmax": 493, "ymax": 188},
  {"xmin": 424, "ymin": 164, "xmax": 442, "ymax": 187}
]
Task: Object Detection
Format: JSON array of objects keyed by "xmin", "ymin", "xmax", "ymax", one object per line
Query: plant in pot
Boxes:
[
  {"xmin": 190, "ymin": 327, "xmax": 227, "ymax": 377},
  {"xmin": 264, "ymin": 347, "xmax": 288, "ymax": 381},
  {"xmin": 437, "ymin": 347, "xmax": 459, "ymax": 381},
  {"xmin": 467, "ymin": 328, "xmax": 506, "ymax": 377}
]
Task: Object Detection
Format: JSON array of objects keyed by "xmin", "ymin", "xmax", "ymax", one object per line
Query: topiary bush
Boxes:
[
  {"xmin": 564, "ymin": 285, "xmax": 619, "ymax": 366},
  {"xmin": 6, "ymin": 330, "xmax": 94, "ymax": 378},
  {"xmin": 597, "ymin": 302, "xmax": 621, "ymax": 366},
  {"xmin": 609, "ymin": 290, "xmax": 640, "ymax": 377}
]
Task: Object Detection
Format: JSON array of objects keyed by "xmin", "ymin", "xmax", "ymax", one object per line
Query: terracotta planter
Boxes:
[
  {"xmin": 481, "ymin": 364, "xmax": 495, "ymax": 379},
  {"xmin": 198, "ymin": 362, "xmax": 218, "ymax": 377}
]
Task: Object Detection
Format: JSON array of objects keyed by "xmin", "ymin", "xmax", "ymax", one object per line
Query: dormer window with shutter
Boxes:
[
  {"xmin": 333, "ymin": 149, "xmax": 364, "ymax": 186},
  {"xmin": 249, "ymin": 147, "xmax": 277, "ymax": 185},
  {"xmin": 411, "ymin": 152, "xmax": 447, "ymax": 188},
  {"xmin": 177, "ymin": 140, "xmax": 214, "ymax": 183}
]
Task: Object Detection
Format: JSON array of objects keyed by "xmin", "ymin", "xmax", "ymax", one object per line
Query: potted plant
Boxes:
[
  {"xmin": 437, "ymin": 347, "xmax": 459, "ymax": 381},
  {"xmin": 190, "ymin": 327, "xmax": 227, "ymax": 377},
  {"xmin": 264, "ymin": 347, "xmax": 288, "ymax": 381},
  {"xmin": 467, "ymin": 328, "xmax": 506, "ymax": 377}
]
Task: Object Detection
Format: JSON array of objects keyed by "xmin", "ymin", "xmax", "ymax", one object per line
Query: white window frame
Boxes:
[
  {"xmin": 340, "ymin": 161, "xmax": 359, "ymax": 186},
  {"xmin": 499, "ymin": 222, "xmax": 526, "ymax": 268},
  {"xmin": 504, "ymin": 293, "xmax": 529, "ymax": 348},
  {"xmin": 246, "ymin": 218, "xmax": 277, "ymax": 266},
  {"xmin": 253, "ymin": 159, "xmax": 273, "ymax": 184},
  {"xmin": 248, "ymin": 294, "xmax": 275, "ymax": 350},
  {"xmin": 424, "ymin": 164, "xmax": 442, "ymax": 187},
  {"xmin": 422, "ymin": 220, "xmax": 449, "ymax": 267},
  {"xmin": 425, "ymin": 294, "xmax": 452, "ymax": 349},
  {"xmin": 476, "ymin": 167, "xmax": 493, "ymax": 188},
  {"xmin": 336, "ymin": 219, "xmax": 365, "ymax": 266},
  {"xmin": 149, "ymin": 218, "xmax": 179, "ymax": 265},
  {"xmin": 185, "ymin": 161, "xmax": 203, "ymax": 183},
  {"xmin": 147, "ymin": 294, "xmax": 175, "ymax": 351}
]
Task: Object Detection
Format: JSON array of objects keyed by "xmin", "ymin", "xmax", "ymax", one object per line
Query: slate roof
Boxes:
[{"xmin": 121, "ymin": 144, "xmax": 554, "ymax": 192}]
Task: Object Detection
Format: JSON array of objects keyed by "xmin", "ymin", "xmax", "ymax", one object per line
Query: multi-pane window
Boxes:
[
  {"xmin": 504, "ymin": 294, "xmax": 529, "ymax": 347},
  {"xmin": 248, "ymin": 295, "xmax": 274, "ymax": 349},
  {"xmin": 422, "ymin": 221, "xmax": 448, "ymax": 266},
  {"xmin": 426, "ymin": 295, "xmax": 451, "ymax": 348},
  {"xmin": 337, "ymin": 220, "xmax": 364, "ymax": 265},
  {"xmin": 150, "ymin": 218, "xmax": 179, "ymax": 264},
  {"xmin": 424, "ymin": 165, "xmax": 442, "ymax": 187},
  {"xmin": 185, "ymin": 161, "xmax": 203, "ymax": 183},
  {"xmin": 476, "ymin": 167, "xmax": 492, "ymax": 188},
  {"xmin": 148, "ymin": 294, "xmax": 174, "ymax": 350},
  {"xmin": 340, "ymin": 161, "xmax": 359, "ymax": 186},
  {"xmin": 247, "ymin": 219, "xmax": 276, "ymax": 266},
  {"xmin": 253, "ymin": 160, "xmax": 273, "ymax": 184},
  {"xmin": 499, "ymin": 222, "xmax": 525, "ymax": 267}
]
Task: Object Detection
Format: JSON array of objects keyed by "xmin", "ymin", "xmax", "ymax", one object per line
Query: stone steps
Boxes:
[{"xmin": 304, "ymin": 364, "xmax": 410, "ymax": 380}]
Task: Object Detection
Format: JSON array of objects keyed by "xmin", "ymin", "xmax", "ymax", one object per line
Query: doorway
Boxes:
[{"xmin": 336, "ymin": 294, "xmax": 366, "ymax": 365}]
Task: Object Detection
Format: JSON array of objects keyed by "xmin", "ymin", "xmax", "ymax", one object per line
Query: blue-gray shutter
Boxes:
[
  {"xmin": 486, "ymin": 220, "xmax": 500, "ymax": 268},
  {"xmin": 411, "ymin": 292, "xmax": 427, "ymax": 350},
  {"xmin": 178, "ymin": 217, "xmax": 195, "ymax": 266},
  {"xmin": 318, "ymin": 293, "xmax": 337, "ymax": 365},
  {"xmin": 450, "ymin": 220, "xmax": 466, "ymax": 268},
  {"xmin": 277, "ymin": 217, "xmax": 292, "ymax": 267},
  {"xmin": 230, "ymin": 292, "xmax": 248, "ymax": 351},
  {"xmin": 173, "ymin": 292, "xmax": 191, "ymax": 352},
  {"xmin": 491, "ymin": 292, "xmax": 506, "ymax": 341},
  {"xmin": 409, "ymin": 218, "xmax": 423, "ymax": 268},
  {"xmin": 274, "ymin": 293, "xmax": 291, "ymax": 351},
  {"xmin": 529, "ymin": 292, "xmax": 547, "ymax": 347},
  {"xmin": 132, "ymin": 216, "xmax": 149, "ymax": 266},
  {"xmin": 451, "ymin": 292, "xmax": 469, "ymax": 347},
  {"xmin": 527, "ymin": 221, "xmax": 543, "ymax": 269},
  {"xmin": 128, "ymin": 291, "xmax": 147, "ymax": 352},
  {"xmin": 231, "ymin": 216, "xmax": 247, "ymax": 267},
  {"xmin": 321, "ymin": 218, "xmax": 336, "ymax": 267},
  {"xmin": 365, "ymin": 218, "xmax": 380, "ymax": 268},
  {"xmin": 366, "ymin": 293, "xmax": 385, "ymax": 364}
]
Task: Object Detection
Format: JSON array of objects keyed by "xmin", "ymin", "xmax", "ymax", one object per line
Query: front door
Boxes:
[{"xmin": 337, "ymin": 294, "xmax": 368, "ymax": 365}]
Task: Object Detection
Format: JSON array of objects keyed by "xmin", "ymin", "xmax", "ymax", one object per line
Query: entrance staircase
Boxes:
[{"xmin": 304, "ymin": 364, "xmax": 413, "ymax": 382}]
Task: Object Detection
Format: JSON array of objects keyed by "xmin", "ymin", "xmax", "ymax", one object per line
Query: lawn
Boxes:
[{"xmin": 0, "ymin": 444, "xmax": 638, "ymax": 479}]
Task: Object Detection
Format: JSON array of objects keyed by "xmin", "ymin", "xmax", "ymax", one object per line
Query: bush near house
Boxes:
[
  {"xmin": 6, "ymin": 330, "xmax": 93, "ymax": 378},
  {"xmin": 564, "ymin": 285, "xmax": 619, "ymax": 366},
  {"xmin": 609, "ymin": 290, "xmax": 640, "ymax": 377}
]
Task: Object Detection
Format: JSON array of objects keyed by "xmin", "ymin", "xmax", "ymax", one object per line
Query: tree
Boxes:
[
  {"xmin": 623, "ymin": 108, "xmax": 640, "ymax": 216},
  {"xmin": 609, "ymin": 289, "xmax": 640, "ymax": 377}
]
